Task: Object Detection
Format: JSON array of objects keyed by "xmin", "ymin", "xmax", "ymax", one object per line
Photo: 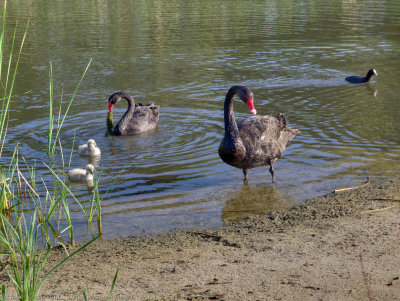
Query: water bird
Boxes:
[
  {"xmin": 106, "ymin": 91, "xmax": 160, "ymax": 136},
  {"xmin": 218, "ymin": 86, "xmax": 299, "ymax": 183},
  {"xmin": 345, "ymin": 69, "xmax": 377, "ymax": 84},
  {"xmin": 68, "ymin": 164, "xmax": 94, "ymax": 183},
  {"xmin": 78, "ymin": 139, "xmax": 101, "ymax": 156}
]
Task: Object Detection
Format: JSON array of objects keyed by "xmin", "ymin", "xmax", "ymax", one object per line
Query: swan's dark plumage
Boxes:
[
  {"xmin": 107, "ymin": 91, "xmax": 159, "ymax": 136},
  {"xmin": 345, "ymin": 69, "xmax": 377, "ymax": 84},
  {"xmin": 218, "ymin": 86, "xmax": 299, "ymax": 183}
]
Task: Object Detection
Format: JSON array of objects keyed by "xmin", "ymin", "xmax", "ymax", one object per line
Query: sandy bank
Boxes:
[{"xmin": 3, "ymin": 178, "xmax": 400, "ymax": 300}]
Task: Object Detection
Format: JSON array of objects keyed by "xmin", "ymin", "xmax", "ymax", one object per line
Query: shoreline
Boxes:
[{"xmin": 3, "ymin": 178, "xmax": 400, "ymax": 300}]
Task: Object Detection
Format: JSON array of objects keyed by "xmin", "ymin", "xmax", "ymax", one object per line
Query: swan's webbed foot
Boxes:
[
  {"xmin": 269, "ymin": 164, "xmax": 275, "ymax": 184},
  {"xmin": 243, "ymin": 169, "xmax": 248, "ymax": 181}
]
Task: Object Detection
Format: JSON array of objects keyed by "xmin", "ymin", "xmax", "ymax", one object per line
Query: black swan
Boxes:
[
  {"xmin": 78, "ymin": 139, "xmax": 101, "ymax": 156},
  {"xmin": 345, "ymin": 69, "xmax": 377, "ymax": 84},
  {"xmin": 218, "ymin": 86, "xmax": 300, "ymax": 183},
  {"xmin": 106, "ymin": 91, "xmax": 160, "ymax": 136}
]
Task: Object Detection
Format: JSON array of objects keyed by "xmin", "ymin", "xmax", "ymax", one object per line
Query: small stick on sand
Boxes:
[
  {"xmin": 186, "ymin": 231, "xmax": 222, "ymax": 240},
  {"xmin": 207, "ymin": 279, "xmax": 232, "ymax": 285},
  {"xmin": 361, "ymin": 204, "xmax": 400, "ymax": 215},
  {"xmin": 334, "ymin": 173, "xmax": 371, "ymax": 193},
  {"xmin": 370, "ymin": 198, "xmax": 400, "ymax": 202}
]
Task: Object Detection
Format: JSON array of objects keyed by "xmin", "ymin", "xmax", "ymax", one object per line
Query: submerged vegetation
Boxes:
[{"xmin": 0, "ymin": 0, "xmax": 111, "ymax": 299}]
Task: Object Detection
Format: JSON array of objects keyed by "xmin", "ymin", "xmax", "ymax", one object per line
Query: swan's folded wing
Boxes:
[
  {"xmin": 116, "ymin": 106, "xmax": 160, "ymax": 135},
  {"xmin": 238, "ymin": 115, "xmax": 282, "ymax": 142},
  {"xmin": 238, "ymin": 115, "xmax": 299, "ymax": 164}
]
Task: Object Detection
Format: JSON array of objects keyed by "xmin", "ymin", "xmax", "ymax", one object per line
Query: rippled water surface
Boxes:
[{"xmin": 2, "ymin": 0, "xmax": 400, "ymax": 239}]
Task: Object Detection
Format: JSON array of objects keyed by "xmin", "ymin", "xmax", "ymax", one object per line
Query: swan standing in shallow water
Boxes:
[
  {"xmin": 345, "ymin": 69, "xmax": 377, "ymax": 84},
  {"xmin": 106, "ymin": 91, "xmax": 160, "ymax": 136},
  {"xmin": 68, "ymin": 164, "xmax": 94, "ymax": 184},
  {"xmin": 218, "ymin": 86, "xmax": 300, "ymax": 183},
  {"xmin": 78, "ymin": 139, "xmax": 101, "ymax": 156}
]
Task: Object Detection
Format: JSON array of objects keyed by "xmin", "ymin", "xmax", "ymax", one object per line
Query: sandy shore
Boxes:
[{"xmin": 2, "ymin": 178, "xmax": 400, "ymax": 300}]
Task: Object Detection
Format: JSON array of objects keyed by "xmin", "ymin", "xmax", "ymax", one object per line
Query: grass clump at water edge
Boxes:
[{"xmin": 0, "ymin": 0, "xmax": 117, "ymax": 299}]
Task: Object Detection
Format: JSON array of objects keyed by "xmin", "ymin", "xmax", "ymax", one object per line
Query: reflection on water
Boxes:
[
  {"xmin": 221, "ymin": 183, "xmax": 294, "ymax": 224},
  {"xmin": 1, "ymin": 0, "xmax": 400, "ymax": 239}
]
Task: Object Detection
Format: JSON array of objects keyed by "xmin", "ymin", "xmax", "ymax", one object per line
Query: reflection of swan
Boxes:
[
  {"xmin": 345, "ymin": 69, "xmax": 377, "ymax": 84},
  {"xmin": 218, "ymin": 86, "xmax": 300, "ymax": 183},
  {"xmin": 68, "ymin": 164, "xmax": 94, "ymax": 184},
  {"xmin": 220, "ymin": 183, "xmax": 292, "ymax": 223},
  {"xmin": 87, "ymin": 155, "xmax": 101, "ymax": 168},
  {"xmin": 78, "ymin": 139, "xmax": 101, "ymax": 156},
  {"xmin": 106, "ymin": 92, "xmax": 160, "ymax": 136}
]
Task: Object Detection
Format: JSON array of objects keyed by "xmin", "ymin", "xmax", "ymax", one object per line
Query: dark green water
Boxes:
[{"xmin": 1, "ymin": 0, "xmax": 400, "ymax": 238}]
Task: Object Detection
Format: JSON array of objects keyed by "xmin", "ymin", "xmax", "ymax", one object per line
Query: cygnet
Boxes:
[
  {"xmin": 78, "ymin": 139, "xmax": 101, "ymax": 156},
  {"xmin": 68, "ymin": 164, "xmax": 94, "ymax": 183}
]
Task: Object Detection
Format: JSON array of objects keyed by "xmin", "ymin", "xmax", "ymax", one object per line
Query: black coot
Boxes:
[{"xmin": 345, "ymin": 69, "xmax": 377, "ymax": 84}]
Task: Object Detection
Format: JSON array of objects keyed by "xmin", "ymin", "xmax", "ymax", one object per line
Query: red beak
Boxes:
[
  {"xmin": 246, "ymin": 98, "xmax": 257, "ymax": 115},
  {"xmin": 108, "ymin": 101, "xmax": 113, "ymax": 113}
]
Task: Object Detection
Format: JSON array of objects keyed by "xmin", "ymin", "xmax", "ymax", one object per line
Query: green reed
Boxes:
[
  {"xmin": 86, "ymin": 168, "xmax": 103, "ymax": 233},
  {"xmin": 0, "ymin": 5, "xmax": 29, "ymax": 151},
  {"xmin": 0, "ymin": 1, "xmax": 110, "ymax": 299},
  {"xmin": 46, "ymin": 58, "xmax": 92, "ymax": 157},
  {"xmin": 0, "ymin": 209, "xmax": 100, "ymax": 301},
  {"xmin": 79, "ymin": 268, "xmax": 119, "ymax": 301}
]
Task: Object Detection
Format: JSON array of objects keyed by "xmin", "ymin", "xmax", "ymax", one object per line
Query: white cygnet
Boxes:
[
  {"xmin": 68, "ymin": 164, "xmax": 94, "ymax": 183},
  {"xmin": 78, "ymin": 139, "xmax": 101, "ymax": 156}
]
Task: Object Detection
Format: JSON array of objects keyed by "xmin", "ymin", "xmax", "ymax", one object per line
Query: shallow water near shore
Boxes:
[{"xmin": 1, "ymin": 0, "xmax": 400, "ymax": 239}]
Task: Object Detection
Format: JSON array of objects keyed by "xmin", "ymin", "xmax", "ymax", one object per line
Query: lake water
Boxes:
[{"xmin": 2, "ymin": 0, "xmax": 400, "ymax": 239}]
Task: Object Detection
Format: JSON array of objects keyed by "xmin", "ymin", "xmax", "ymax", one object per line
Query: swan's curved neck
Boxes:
[
  {"xmin": 122, "ymin": 94, "xmax": 135, "ymax": 113},
  {"xmin": 118, "ymin": 95, "xmax": 136, "ymax": 125},
  {"xmin": 224, "ymin": 87, "xmax": 241, "ymax": 141}
]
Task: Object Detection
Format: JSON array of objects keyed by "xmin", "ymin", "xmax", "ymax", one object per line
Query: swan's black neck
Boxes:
[
  {"xmin": 117, "ymin": 93, "xmax": 136, "ymax": 128},
  {"xmin": 224, "ymin": 86, "xmax": 241, "ymax": 141},
  {"xmin": 120, "ymin": 93, "xmax": 135, "ymax": 112}
]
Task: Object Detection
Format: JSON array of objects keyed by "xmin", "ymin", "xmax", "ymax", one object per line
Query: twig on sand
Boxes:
[
  {"xmin": 334, "ymin": 174, "xmax": 371, "ymax": 193},
  {"xmin": 186, "ymin": 231, "xmax": 221, "ymax": 240},
  {"xmin": 370, "ymin": 198, "xmax": 400, "ymax": 202},
  {"xmin": 207, "ymin": 278, "xmax": 232, "ymax": 285},
  {"xmin": 361, "ymin": 204, "xmax": 400, "ymax": 215}
]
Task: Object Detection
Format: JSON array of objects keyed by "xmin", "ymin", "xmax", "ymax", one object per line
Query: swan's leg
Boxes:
[
  {"xmin": 243, "ymin": 169, "xmax": 248, "ymax": 181},
  {"xmin": 269, "ymin": 164, "xmax": 275, "ymax": 184}
]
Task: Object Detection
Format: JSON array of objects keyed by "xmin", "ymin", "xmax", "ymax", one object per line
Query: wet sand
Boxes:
[{"xmin": 3, "ymin": 178, "xmax": 400, "ymax": 300}]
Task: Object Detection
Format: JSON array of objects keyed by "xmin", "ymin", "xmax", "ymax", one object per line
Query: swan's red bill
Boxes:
[
  {"xmin": 108, "ymin": 101, "xmax": 114, "ymax": 113},
  {"xmin": 246, "ymin": 98, "xmax": 257, "ymax": 115}
]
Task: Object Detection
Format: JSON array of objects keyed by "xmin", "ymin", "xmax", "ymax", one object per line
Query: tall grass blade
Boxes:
[
  {"xmin": 42, "ymin": 162, "xmax": 88, "ymax": 218},
  {"xmin": 46, "ymin": 61, "xmax": 54, "ymax": 155},
  {"xmin": 0, "ymin": 0, "xmax": 7, "ymax": 84},
  {"xmin": 33, "ymin": 235, "xmax": 101, "ymax": 299},
  {"xmin": 1, "ymin": 284, "xmax": 5, "ymax": 301},
  {"xmin": 47, "ymin": 58, "xmax": 92, "ymax": 156},
  {"xmin": 0, "ymin": 13, "xmax": 29, "ymax": 153},
  {"xmin": 108, "ymin": 268, "xmax": 119, "ymax": 301},
  {"xmin": 95, "ymin": 179, "xmax": 102, "ymax": 235}
]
